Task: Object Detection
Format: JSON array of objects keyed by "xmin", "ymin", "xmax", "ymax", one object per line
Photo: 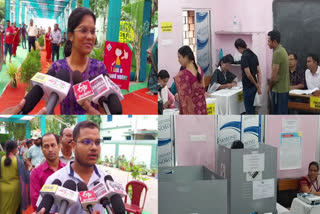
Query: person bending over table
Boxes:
[
  {"xmin": 300, "ymin": 161, "xmax": 320, "ymax": 196},
  {"xmin": 208, "ymin": 54, "xmax": 237, "ymax": 93}
]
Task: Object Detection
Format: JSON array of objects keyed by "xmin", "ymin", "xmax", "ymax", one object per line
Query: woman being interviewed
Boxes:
[
  {"xmin": 174, "ymin": 45, "xmax": 207, "ymax": 114},
  {"xmin": 48, "ymin": 7, "xmax": 108, "ymax": 115}
]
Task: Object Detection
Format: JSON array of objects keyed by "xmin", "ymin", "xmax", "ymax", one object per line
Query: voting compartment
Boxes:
[
  {"xmin": 217, "ymin": 143, "xmax": 277, "ymax": 214},
  {"xmin": 159, "ymin": 166, "xmax": 227, "ymax": 214}
]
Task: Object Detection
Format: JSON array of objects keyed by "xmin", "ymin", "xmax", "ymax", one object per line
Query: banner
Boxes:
[
  {"xmin": 104, "ymin": 41, "xmax": 132, "ymax": 90},
  {"xmin": 217, "ymin": 115, "xmax": 261, "ymax": 148},
  {"xmin": 158, "ymin": 115, "xmax": 174, "ymax": 167}
]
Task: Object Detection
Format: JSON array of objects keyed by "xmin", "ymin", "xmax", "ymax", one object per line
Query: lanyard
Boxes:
[{"xmin": 309, "ymin": 176, "xmax": 319, "ymax": 192}]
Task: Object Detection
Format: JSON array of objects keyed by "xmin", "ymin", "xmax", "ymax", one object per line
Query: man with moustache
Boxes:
[
  {"xmin": 59, "ymin": 127, "xmax": 75, "ymax": 164},
  {"xmin": 36, "ymin": 121, "xmax": 109, "ymax": 214},
  {"xmin": 30, "ymin": 133, "xmax": 66, "ymax": 210}
]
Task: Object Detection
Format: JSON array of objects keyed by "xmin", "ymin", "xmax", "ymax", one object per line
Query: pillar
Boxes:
[{"xmin": 106, "ymin": 0, "xmax": 122, "ymax": 42}]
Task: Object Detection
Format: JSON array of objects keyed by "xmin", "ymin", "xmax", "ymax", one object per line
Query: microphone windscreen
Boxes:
[
  {"xmin": 21, "ymin": 85, "xmax": 44, "ymax": 114},
  {"xmin": 77, "ymin": 181, "xmax": 88, "ymax": 192},
  {"xmin": 104, "ymin": 175, "xmax": 114, "ymax": 182},
  {"xmin": 63, "ymin": 180, "xmax": 77, "ymax": 191},
  {"xmin": 55, "ymin": 69, "xmax": 70, "ymax": 82},
  {"xmin": 36, "ymin": 194, "xmax": 55, "ymax": 214},
  {"xmin": 52, "ymin": 179, "xmax": 62, "ymax": 186},
  {"xmin": 72, "ymin": 70, "xmax": 83, "ymax": 84},
  {"xmin": 110, "ymin": 194, "xmax": 125, "ymax": 214},
  {"xmin": 106, "ymin": 94, "xmax": 122, "ymax": 114},
  {"xmin": 46, "ymin": 68, "xmax": 56, "ymax": 77},
  {"xmin": 93, "ymin": 181, "xmax": 99, "ymax": 186}
]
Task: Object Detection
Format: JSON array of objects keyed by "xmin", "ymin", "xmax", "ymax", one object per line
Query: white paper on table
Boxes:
[
  {"xmin": 243, "ymin": 153, "xmax": 265, "ymax": 172},
  {"xmin": 282, "ymin": 119, "xmax": 298, "ymax": 133},
  {"xmin": 280, "ymin": 133, "xmax": 302, "ymax": 170},
  {"xmin": 252, "ymin": 178, "xmax": 275, "ymax": 200},
  {"xmin": 290, "ymin": 88, "xmax": 319, "ymax": 95}
]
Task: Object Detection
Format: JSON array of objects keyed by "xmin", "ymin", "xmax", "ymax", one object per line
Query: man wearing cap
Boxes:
[
  {"xmin": 30, "ymin": 133, "xmax": 66, "ymax": 210},
  {"xmin": 27, "ymin": 131, "xmax": 44, "ymax": 170}
]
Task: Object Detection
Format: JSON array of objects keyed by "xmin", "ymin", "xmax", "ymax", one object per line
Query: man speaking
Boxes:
[{"xmin": 35, "ymin": 121, "xmax": 117, "ymax": 214}]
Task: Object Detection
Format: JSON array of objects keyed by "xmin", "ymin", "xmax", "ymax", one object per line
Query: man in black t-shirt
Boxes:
[{"xmin": 235, "ymin": 38, "xmax": 262, "ymax": 114}]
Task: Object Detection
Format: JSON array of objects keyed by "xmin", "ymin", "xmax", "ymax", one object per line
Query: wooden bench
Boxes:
[{"xmin": 277, "ymin": 178, "xmax": 300, "ymax": 208}]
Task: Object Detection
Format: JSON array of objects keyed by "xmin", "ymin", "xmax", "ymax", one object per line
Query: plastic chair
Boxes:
[{"xmin": 125, "ymin": 180, "xmax": 148, "ymax": 214}]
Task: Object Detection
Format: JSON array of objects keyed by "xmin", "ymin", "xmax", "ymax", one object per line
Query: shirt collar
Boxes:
[
  {"xmin": 59, "ymin": 149, "xmax": 75, "ymax": 159},
  {"xmin": 42, "ymin": 159, "xmax": 65, "ymax": 171},
  {"xmin": 67, "ymin": 161, "xmax": 101, "ymax": 179}
]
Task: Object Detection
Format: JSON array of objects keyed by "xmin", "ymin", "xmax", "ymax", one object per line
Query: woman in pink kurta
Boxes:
[{"xmin": 175, "ymin": 45, "xmax": 207, "ymax": 115}]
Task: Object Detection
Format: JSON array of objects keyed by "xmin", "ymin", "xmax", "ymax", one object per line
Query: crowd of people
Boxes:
[
  {"xmin": 158, "ymin": 30, "xmax": 320, "ymax": 115},
  {"xmin": 0, "ymin": 120, "xmax": 112, "ymax": 214},
  {"xmin": 1, "ymin": 18, "xmax": 67, "ymax": 64}
]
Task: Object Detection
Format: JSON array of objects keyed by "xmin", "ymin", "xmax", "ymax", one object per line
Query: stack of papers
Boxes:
[{"xmin": 290, "ymin": 88, "xmax": 319, "ymax": 95}]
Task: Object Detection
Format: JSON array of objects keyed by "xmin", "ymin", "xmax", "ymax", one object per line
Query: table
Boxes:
[
  {"xmin": 209, "ymin": 84, "xmax": 245, "ymax": 114},
  {"xmin": 289, "ymin": 93, "xmax": 320, "ymax": 113},
  {"xmin": 163, "ymin": 108, "xmax": 179, "ymax": 115},
  {"xmin": 290, "ymin": 197, "xmax": 320, "ymax": 214}
]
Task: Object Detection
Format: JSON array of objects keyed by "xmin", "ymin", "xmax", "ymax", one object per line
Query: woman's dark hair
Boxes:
[
  {"xmin": 158, "ymin": 70, "xmax": 170, "ymax": 79},
  {"xmin": 234, "ymin": 38, "xmax": 247, "ymax": 49},
  {"xmin": 218, "ymin": 54, "xmax": 234, "ymax": 67},
  {"xmin": 4, "ymin": 140, "xmax": 18, "ymax": 167},
  {"xmin": 178, "ymin": 45, "xmax": 201, "ymax": 82},
  {"xmin": 309, "ymin": 161, "xmax": 319, "ymax": 171},
  {"xmin": 231, "ymin": 140, "xmax": 244, "ymax": 149},
  {"xmin": 64, "ymin": 7, "xmax": 96, "ymax": 57}
]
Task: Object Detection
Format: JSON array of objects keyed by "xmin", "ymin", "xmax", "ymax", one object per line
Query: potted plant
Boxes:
[
  {"xmin": 6, "ymin": 63, "xmax": 18, "ymax": 88},
  {"xmin": 104, "ymin": 155, "xmax": 109, "ymax": 166},
  {"xmin": 38, "ymin": 36, "xmax": 45, "ymax": 49},
  {"xmin": 20, "ymin": 50, "xmax": 41, "ymax": 91},
  {"xmin": 109, "ymin": 156, "xmax": 114, "ymax": 167},
  {"xmin": 152, "ymin": 168, "xmax": 158, "ymax": 177}
]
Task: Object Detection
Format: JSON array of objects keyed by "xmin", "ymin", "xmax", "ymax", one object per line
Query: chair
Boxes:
[
  {"xmin": 125, "ymin": 180, "xmax": 148, "ymax": 214},
  {"xmin": 277, "ymin": 178, "xmax": 300, "ymax": 208}
]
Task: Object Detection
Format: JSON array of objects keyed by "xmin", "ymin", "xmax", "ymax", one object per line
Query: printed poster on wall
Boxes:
[
  {"xmin": 280, "ymin": 132, "xmax": 302, "ymax": 170},
  {"xmin": 158, "ymin": 115, "xmax": 174, "ymax": 167},
  {"xmin": 104, "ymin": 41, "xmax": 132, "ymax": 90},
  {"xmin": 217, "ymin": 115, "xmax": 261, "ymax": 148}
]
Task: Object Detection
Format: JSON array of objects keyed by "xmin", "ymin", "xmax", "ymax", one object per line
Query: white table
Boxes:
[
  {"xmin": 163, "ymin": 108, "xmax": 179, "ymax": 115},
  {"xmin": 290, "ymin": 198, "xmax": 320, "ymax": 214},
  {"xmin": 209, "ymin": 83, "xmax": 245, "ymax": 114}
]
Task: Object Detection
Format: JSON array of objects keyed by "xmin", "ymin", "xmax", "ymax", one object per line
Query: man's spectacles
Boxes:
[
  {"xmin": 74, "ymin": 27, "xmax": 97, "ymax": 36},
  {"xmin": 77, "ymin": 138, "xmax": 101, "ymax": 146}
]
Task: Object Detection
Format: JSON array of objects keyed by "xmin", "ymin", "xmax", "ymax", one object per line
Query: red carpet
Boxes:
[
  {"xmin": 0, "ymin": 49, "xmax": 157, "ymax": 115},
  {"xmin": 121, "ymin": 88, "xmax": 157, "ymax": 114}
]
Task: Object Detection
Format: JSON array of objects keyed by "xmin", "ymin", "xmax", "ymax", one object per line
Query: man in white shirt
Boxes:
[
  {"xmin": 27, "ymin": 131, "xmax": 44, "ymax": 169},
  {"xmin": 305, "ymin": 53, "xmax": 320, "ymax": 90},
  {"xmin": 50, "ymin": 23, "xmax": 61, "ymax": 62},
  {"xmin": 59, "ymin": 127, "xmax": 75, "ymax": 164},
  {"xmin": 27, "ymin": 19, "xmax": 37, "ymax": 52},
  {"xmin": 35, "ymin": 120, "xmax": 117, "ymax": 214}
]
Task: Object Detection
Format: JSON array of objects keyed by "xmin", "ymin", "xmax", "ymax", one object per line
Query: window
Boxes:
[
  {"xmin": 126, "ymin": 136, "xmax": 132, "ymax": 140},
  {"xmin": 182, "ymin": 10, "xmax": 197, "ymax": 59},
  {"xmin": 103, "ymin": 137, "xmax": 112, "ymax": 140}
]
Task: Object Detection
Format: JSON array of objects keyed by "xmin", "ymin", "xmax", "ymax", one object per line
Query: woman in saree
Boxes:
[
  {"xmin": 12, "ymin": 23, "xmax": 20, "ymax": 57},
  {"xmin": 45, "ymin": 27, "xmax": 52, "ymax": 61},
  {"xmin": 300, "ymin": 161, "xmax": 320, "ymax": 196},
  {"xmin": 174, "ymin": 45, "xmax": 207, "ymax": 114}
]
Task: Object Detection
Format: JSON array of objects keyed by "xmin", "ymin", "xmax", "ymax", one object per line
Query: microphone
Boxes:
[
  {"xmin": 72, "ymin": 70, "xmax": 94, "ymax": 106},
  {"xmin": 36, "ymin": 179, "xmax": 62, "ymax": 214},
  {"xmin": 110, "ymin": 194, "xmax": 126, "ymax": 214},
  {"xmin": 78, "ymin": 181, "xmax": 98, "ymax": 214},
  {"xmin": 19, "ymin": 69, "xmax": 57, "ymax": 114},
  {"xmin": 89, "ymin": 75, "xmax": 122, "ymax": 114},
  {"xmin": 90, "ymin": 178, "xmax": 111, "ymax": 209},
  {"xmin": 56, "ymin": 180, "xmax": 78, "ymax": 214},
  {"xmin": 45, "ymin": 69, "xmax": 71, "ymax": 114},
  {"xmin": 104, "ymin": 76, "xmax": 124, "ymax": 101},
  {"xmin": 104, "ymin": 175, "xmax": 126, "ymax": 214}
]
